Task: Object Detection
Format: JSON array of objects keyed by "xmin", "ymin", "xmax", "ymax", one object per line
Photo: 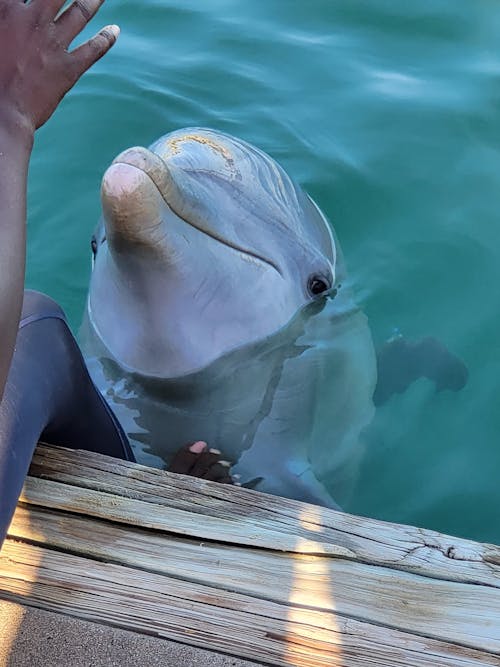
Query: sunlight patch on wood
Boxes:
[
  {"xmin": 284, "ymin": 509, "xmax": 342, "ymax": 665},
  {"xmin": 296, "ymin": 504, "xmax": 325, "ymax": 533}
]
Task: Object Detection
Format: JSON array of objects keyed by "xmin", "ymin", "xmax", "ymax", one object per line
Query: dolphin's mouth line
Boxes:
[
  {"xmin": 112, "ymin": 160, "xmax": 283, "ymax": 278},
  {"xmin": 174, "ymin": 208, "xmax": 284, "ymax": 277}
]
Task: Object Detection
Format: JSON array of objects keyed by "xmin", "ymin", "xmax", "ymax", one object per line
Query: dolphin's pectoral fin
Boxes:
[
  {"xmin": 168, "ymin": 441, "xmax": 235, "ymax": 485},
  {"xmin": 374, "ymin": 335, "xmax": 468, "ymax": 407}
]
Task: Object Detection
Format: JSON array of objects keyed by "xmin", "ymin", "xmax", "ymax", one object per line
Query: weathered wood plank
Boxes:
[
  {"xmin": 8, "ymin": 504, "xmax": 500, "ymax": 654},
  {"xmin": 30, "ymin": 445, "xmax": 500, "ymax": 587},
  {"xmin": 2, "ymin": 444, "xmax": 497, "ymax": 666},
  {"xmin": 0, "ymin": 540, "xmax": 497, "ymax": 667},
  {"xmin": 19, "ymin": 476, "xmax": 353, "ymax": 557}
]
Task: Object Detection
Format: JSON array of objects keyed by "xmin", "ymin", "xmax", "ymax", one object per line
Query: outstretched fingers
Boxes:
[
  {"xmin": 0, "ymin": 0, "xmax": 118, "ymax": 130},
  {"xmin": 55, "ymin": 0, "xmax": 106, "ymax": 47},
  {"xmin": 69, "ymin": 24, "xmax": 119, "ymax": 80}
]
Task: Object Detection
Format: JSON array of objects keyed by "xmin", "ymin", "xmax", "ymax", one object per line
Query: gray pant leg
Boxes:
[{"xmin": 0, "ymin": 291, "xmax": 134, "ymax": 546}]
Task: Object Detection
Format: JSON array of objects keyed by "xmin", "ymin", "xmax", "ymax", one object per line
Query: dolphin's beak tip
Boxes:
[{"xmin": 101, "ymin": 163, "xmax": 144, "ymax": 202}]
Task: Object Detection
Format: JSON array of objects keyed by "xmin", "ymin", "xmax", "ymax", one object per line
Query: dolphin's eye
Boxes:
[{"xmin": 308, "ymin": 275, "xmax": 331, "ymax": 297}]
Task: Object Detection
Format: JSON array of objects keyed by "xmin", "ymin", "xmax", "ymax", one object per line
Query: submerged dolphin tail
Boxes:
[{"xmin": 374, "ymin": 336, "xmax": 468, "ymax": 407}]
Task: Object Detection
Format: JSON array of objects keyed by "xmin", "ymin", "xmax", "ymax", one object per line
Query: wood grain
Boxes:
[
  {"xmin": 29, "ymin": 445, "xmax": 500, "ymax": 586},
  {"xmin": 0, "ymin": 444, "xmax": 498, "ymax": 667},
  {"xmin": 8, "ymin": 504, "xmax": 500, "ymax": 653},
  {"xmin": 1, "ymin": 541, "xmax": 497, "ymax": 667}
]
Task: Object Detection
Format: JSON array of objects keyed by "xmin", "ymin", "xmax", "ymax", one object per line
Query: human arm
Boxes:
[{"xmin": 0, "ymin": 0, "xmax": 119, "ymax": 399}]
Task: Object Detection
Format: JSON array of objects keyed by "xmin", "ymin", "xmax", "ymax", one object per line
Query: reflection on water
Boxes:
[{"xmin": 26, "ymin": 1, "xmax": 500, "ymax": 543}]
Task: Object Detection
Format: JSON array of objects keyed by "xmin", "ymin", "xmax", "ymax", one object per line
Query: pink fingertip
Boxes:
[{"xmin": 189, "ymin": 441, "xmax": 208, "ymax": 454}]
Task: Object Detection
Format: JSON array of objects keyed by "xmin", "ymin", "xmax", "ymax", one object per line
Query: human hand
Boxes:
[
  {"xmin": 0, "ymin": 0, "xmax": 119, "ymax": 135},
  {"xmin": 168, "ymin": 442, "xmax": 238, "ymax": 485}
]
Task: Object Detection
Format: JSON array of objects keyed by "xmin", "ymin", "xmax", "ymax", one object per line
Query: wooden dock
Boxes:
[{"xmin": 1, "ymin": 443, "xmax": 499, "ymax": 666}]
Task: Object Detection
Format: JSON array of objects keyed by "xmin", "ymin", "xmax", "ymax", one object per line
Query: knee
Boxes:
[{"xmin": 20, "ymin": 290, "xmax": 66, "ymax": 324}]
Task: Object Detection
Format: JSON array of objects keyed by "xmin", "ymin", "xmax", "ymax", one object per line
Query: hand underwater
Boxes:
[
  {"xmin": 0, "ymin": 0, "xmax": 119, "ymax": 135},
  {"xmin": 168, "ymin": 442, "xmax": 238, "ymax": 485}
]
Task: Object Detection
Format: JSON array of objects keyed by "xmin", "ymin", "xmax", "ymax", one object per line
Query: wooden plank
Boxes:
[
  {"xmin": 8, "ymin": 504, "xmax": 500, "ymax": 654},
  {"xmin": 2, "ymin": 444, "xmax": 498, "ymax": 666},
  {"xmin": 19, "ymin": 476, "xmax": 353, "ymax": 557},
  {"xmin": 30, "ymin": 445, "xmax": 500, "ymax": 587},
  {"xmin": 0, "ymin": 540, "xmax": 497, "ymax": 667}
]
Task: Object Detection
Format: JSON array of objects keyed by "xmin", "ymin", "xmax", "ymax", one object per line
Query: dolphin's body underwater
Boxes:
[{"xmin": 81, "ymin": 128, "xmax": 377, "ymax": 508}]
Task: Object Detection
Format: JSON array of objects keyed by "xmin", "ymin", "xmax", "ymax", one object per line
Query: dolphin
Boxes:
[{"xmin": 81, "ymin": 128, "xmax": 378, "ymax": 508}]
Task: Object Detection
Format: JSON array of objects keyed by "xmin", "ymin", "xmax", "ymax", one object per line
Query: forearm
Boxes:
[
  {"xmin": 0, "ymin": 115, "xmax": 34, "ymax": 400},
  {"xmin": 0, "ymin": 0, "xmax": 118, "ymax": 400}
]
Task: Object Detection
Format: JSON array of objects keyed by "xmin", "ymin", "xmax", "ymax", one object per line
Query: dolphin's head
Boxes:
[{"xmin": 88, "ymin": 128, "xmax": 336, "ymax": 377}]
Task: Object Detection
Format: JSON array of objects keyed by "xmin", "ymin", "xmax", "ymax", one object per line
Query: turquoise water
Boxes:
[{"xmin": 26, "ymin": 1, "xmax": 500, "ymax": 543}]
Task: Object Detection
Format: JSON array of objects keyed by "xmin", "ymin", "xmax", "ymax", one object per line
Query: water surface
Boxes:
[{"xmin": 26, "ymin": 0, "xmax": 500, "ymax": 543}]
